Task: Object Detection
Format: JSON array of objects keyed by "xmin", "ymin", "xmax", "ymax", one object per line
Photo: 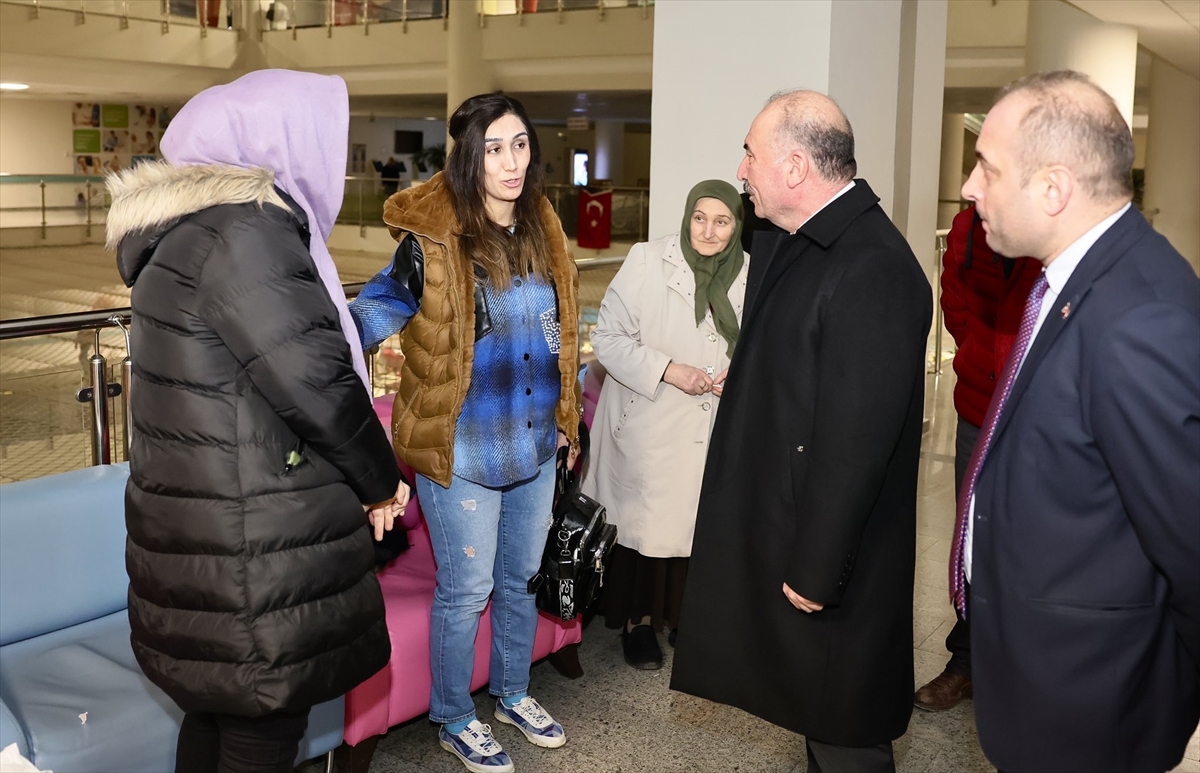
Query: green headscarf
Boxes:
[{"xmin": 679, "ymin": 179, "xmax": 745, "ymax": 357}]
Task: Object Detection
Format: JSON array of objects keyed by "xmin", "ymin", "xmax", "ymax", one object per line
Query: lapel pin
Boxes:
[{"xmin": 1061, "ymin": 302, "xmax": 1071, "ymax": 319}]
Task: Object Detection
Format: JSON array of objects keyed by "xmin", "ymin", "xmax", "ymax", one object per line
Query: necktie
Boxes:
[{"xmin": 949, "ymin": 272, "xmax": 1049, "ymax": 617}]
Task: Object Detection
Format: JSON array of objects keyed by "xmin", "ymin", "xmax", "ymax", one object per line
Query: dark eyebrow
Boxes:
[{"xmin": 484, "ymin": 132, "xmax": 530, "ymax": 143}]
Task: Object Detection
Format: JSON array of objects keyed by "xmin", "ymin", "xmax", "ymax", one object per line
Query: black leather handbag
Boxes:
[{"xmin": 528, "ymin": 422, "xmax": 617, "ymax": 621}]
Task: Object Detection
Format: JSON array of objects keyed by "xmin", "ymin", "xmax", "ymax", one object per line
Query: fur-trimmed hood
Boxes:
[
  {"xmin": 381, "ymin": 172, "xmax": 458, "ymax": 246},
  {"xmin": 107, "ymin": 161, "xmax": 288, "ymax": 286}
]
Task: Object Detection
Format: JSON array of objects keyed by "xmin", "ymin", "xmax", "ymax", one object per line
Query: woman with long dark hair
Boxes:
[{"xmin": 350, "ymin": 93, "xmax": 580, "ymax": 773}]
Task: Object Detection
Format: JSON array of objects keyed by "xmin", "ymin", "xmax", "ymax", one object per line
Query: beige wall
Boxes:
[
  {"xmin": 0, "ymin": 99, "xmax": 74, "ymax": 177},
  {"xmin": 946, "ymin": 0, "xmax": 1027, "ymax": 48},
  {"xmin": 624, "ymin": 131, "xmax": 651, "ymax": 188},
  {"xmin": 1143, "ymin": 57, "xmax": 1200, "ymax": 273}
]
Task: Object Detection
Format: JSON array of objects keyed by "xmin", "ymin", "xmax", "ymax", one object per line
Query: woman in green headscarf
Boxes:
[{"xmin": 581, "ymin": 179, "xmax": 749, "ymax": 670}]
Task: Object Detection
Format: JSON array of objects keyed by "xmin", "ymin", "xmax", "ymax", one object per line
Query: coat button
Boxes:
[
  {"xmin": 708, "ymin": 333, "xmax": 717, "ymax": 342},
  {"xmin": 796, "ymin": 445, "xmax": 805, "ymax": 452},
  {"xmin": 701, "ymin": 403, "xmax": 711, "ymax": 411}
]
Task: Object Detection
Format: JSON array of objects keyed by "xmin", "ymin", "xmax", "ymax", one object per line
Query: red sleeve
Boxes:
[{"xmin": 940, "ymin": 207, "xmax": 975, "ymax": 347}]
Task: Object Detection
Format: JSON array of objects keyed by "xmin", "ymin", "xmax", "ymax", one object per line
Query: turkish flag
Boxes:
[{"xmin": 577, "ymin": 189, "xmax": 613, "ymax": 250}]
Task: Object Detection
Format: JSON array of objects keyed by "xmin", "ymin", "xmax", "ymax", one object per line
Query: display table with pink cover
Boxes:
[{"xmin": 336, "ymin": 396, "xmax": 584, "ymax": 771}]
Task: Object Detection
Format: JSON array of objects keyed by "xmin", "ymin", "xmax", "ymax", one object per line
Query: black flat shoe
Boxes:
[{"xmin": 622, "ymin": 625, "xmax": 663, "ymax": 670}]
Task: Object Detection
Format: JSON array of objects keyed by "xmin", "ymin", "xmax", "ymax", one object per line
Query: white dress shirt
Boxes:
[
  {"xmin": 793, "ymin": 181, "xmax": 857, "ymax": 233},
  {"xmin": 965, "ymin": 203, "xmax": 1131, "ymax": 582}
]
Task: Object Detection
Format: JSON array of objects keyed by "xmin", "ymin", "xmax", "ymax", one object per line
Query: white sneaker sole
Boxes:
[
  {"xmin": 439, "ymin": 737, "xmax": 515, "ymax": 773},
  {"xmin": 493, "ymin": 708, "xmax": 568, "ymax": 749}
]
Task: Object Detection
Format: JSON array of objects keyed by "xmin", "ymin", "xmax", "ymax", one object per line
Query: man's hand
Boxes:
[
  {"xmin": 664, "ymin": 362, "xmax": 714, "ymax": 396},
  {"xmin": 712, "ymin": 367, "xmax": 729, "ymax": 398},
  {"xmin": 783, "ymin": 583, "xmax": 824, "ymax": 613},
  {"xmin": 364, "ymin": 479, "xmax": 412, "ymax": 541},
  {"xmin": 557, "ymin": 430, "xmax": 579, "ymax": 470}
]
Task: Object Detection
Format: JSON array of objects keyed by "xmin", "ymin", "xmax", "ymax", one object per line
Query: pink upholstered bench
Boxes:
[{"xmin": 334, "ymin": 397, "xmax": 584, "ymax": 772}]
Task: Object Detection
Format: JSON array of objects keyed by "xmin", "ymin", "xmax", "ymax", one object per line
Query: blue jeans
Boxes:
[{"xmin": 417, "ymin": 457, "xmax": 556, "ymax": 724}]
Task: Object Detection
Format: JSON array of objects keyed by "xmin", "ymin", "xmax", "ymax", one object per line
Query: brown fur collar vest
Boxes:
[{"xmin": 382, "ymin": 173, "xmax": 580, "ymax": 487}]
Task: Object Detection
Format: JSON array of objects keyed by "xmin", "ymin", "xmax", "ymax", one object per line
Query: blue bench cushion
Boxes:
[
  {"xmin": 0, "ymin": 609, "xmax": 345, "ymax": 772},
  {"xmin": 0, "ymin": 465, "xmax": 131, "ymax": 647},
  {"xmin": 0, "ymin": 610, "xmax": 182, "ymax": 773}
]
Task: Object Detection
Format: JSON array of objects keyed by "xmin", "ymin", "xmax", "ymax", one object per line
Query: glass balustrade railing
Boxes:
[
  {"xmin": 0, "ymin": 175, "xmax": 109, "ymax": 236},
  {"xmin": 0, "ymin": 259, "xmax": 622, "ymax": 483},
  {"xmin": 268, "ymin": 0, "xmax": 651, "ymax": 34},
  {"xmin": 0, "ymin": 0, "xmax": 238, "ymax": 31},
  {"xmin": 335, "ymin": 178, "xmax": 649, "ymax": 244}
]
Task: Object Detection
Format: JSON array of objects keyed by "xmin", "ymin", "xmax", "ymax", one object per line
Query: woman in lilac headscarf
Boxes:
[{"xmin": 106, "ymin": 70, "xmax": 410, "ymax": 772}]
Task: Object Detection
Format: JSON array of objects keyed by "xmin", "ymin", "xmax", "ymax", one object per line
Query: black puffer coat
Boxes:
[{"xmin": 108, "ymin": 162, "xmax": 398, "ymax": 717}]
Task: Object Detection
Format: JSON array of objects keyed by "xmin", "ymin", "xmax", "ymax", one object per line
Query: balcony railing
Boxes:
[
  {"xmin": 268, "ymin": 0, "xmax": 651, "ymax": 35},
  {"xmin": 0, "ymin": 175, "xmax": 109, "ymax": 239},
  {"xmin": 1, "ymin": 0, "xmax": 241, "ymax": 35},
  {"xmin": 0, "ymin": 261, "xmax": 622, "ymax": 483},
  {"xmin": 336, "ymin": 177, "xmax": 649, "ymax": 243}
]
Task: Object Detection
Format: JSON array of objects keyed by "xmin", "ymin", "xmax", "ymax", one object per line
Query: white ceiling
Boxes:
[{"xmin": 1068, "ymin": 0, "xmax": 1200, "ymax": 78}]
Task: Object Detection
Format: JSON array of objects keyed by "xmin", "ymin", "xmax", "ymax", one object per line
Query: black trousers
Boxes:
[
  {"xmin": 175, "ymin": 707, "xmax": 310, "ymax": 773},
  {"xmin": 944, "ymin": 416, "xmax": 981, "ymax": 677},
  {"xmin": 806, "ymin": 738, "xmax": 895, "ymax": 773}
]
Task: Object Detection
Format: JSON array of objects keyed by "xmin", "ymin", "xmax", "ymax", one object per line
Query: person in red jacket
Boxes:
[{"xmin": 914, "ymin": 205, "xmax": 1040, "ymax": 712}]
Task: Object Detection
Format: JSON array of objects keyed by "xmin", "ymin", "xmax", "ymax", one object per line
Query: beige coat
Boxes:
[{"xmin": 581, "ymin": 233, "xmax": 749, "ymax": 557}]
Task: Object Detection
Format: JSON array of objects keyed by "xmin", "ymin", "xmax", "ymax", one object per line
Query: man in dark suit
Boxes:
[
  {"xmin": 959, "ymin": 70, "xmax": 1200, "ymax": 773},
  {"xmin": 671, "ymin": 90, "xmax": 931, "ymax": 773}
]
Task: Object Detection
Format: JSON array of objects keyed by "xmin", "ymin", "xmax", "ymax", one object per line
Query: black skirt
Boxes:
[{"xmin": 600, "ymin": 543, "xmax": 690, "ymax": 632}]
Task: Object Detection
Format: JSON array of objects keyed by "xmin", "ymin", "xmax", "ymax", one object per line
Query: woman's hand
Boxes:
[
  {"xmin": 557, "ymin": 430, "xmax": 580, "ymax": 470},
  {"xmin": 364, "ymin": 480, "xmax": 412, "ymax": 541},
  {"xmin": 664, "ymin": 362, "xmax": 714, "ymax": 396}
]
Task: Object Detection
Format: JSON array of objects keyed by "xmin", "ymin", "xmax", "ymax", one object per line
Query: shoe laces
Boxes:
[
  {"xmin": 463, "ymin": 720, "xmax": 502, "ymax": 754},
  {"xmin": 511, "ymin": 696, "xmax": 551, "ymax": 727}
]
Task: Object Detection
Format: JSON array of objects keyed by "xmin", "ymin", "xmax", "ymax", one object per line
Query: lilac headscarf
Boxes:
[{"xmin": 160, "ymin": 69, "xmax": 370, "ymax": 392}]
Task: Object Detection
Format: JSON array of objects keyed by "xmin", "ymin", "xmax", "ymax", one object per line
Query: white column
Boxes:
[
  {"xmin": 1143, "ymin": 56, "xmax": 1200, "ymax": 274},
  {"xmin": 593, "ymin": 120, "xmax": 625, "ymax": 186},
  {"xmin": 649, "ymin": 0, "xmax": 945, "ymax": 266},
  {"xmin": 447, "ymin": 0, "xmax": 493, "ymax": 145},
  {"xmin": 648, "ymin": 0, "xmax": 831, "ymax": 240},
  {"xmin": 938, "ymin": 112, "xmax": 966, "ymax": 230},
  {"xmin": 889, "ymin": 0, "xmax": 948, "ymax": 287},
  {"xmin": 1025, "ymin": 0, "xmax": 1138, "ymax": 126}
]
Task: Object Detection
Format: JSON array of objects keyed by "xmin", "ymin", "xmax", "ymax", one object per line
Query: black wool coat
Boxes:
[
  {"xmin": 110, "ymin": 163, "xmax": 399, "ymax": 717},
  {"xmin": 670, "ymin": 181, "xmax": 932, "ymax": 746}
]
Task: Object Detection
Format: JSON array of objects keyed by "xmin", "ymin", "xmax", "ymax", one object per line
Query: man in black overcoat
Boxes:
[{"xmin": 671, "ymin": 90, "xmax": 932, "ymax": 772}]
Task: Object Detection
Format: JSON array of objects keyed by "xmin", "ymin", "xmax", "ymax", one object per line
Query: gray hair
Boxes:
[
  {"xmin": 997, "ymin": 70, "xmax": 1134, "ymax": 201},
  {"xmin": 766, "ymin": 89, "xmax": 857, "ymax": 183}
]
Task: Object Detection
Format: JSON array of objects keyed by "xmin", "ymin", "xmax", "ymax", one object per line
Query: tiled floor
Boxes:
[
  {"xmin": 315, "ymin": 365, "xmax": 1200, "ymax": 773},
  {"xmin": 3, "ymin": 240, "xmax": 1197, "ymax": 772}
]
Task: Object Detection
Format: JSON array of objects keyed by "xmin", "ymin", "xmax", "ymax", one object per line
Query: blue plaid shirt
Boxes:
[
  {"xmin": 453, "ymin": 275, "xmax": 560, "ymax": 487},
  {"xmin": 350, "ymin": 255, "xmax": 560, "ymax": 488}
]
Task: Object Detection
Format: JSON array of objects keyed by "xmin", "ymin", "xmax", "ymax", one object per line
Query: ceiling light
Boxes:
[{"xmin": 0, "ymin": 83, "xmax": 30, "ymax": 91}]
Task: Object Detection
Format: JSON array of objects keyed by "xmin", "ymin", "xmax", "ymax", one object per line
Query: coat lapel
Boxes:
[
  {"xmin": 989, "ymin": 207, "xmax": 1147, "ymax": 445},
  {"xmin": 741, "ymin": 180, "xmax": 881, "ymax": 332}
]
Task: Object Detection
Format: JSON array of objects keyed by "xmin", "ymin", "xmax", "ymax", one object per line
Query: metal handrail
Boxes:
[
  {"xmin": 0, "ymin": 257, "xmax": 615, "ymax": 469},
  {"xmin": 0, "ymin": 0, "xmax": 223, "ymax": 28}
]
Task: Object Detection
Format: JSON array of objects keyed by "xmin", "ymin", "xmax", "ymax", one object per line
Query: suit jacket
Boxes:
[
  {"xmin": 971, "ymin": 206, "xmax": 1200, "ymax": 773},
  {"xmin": 671, "ymin": 180, "xmax": 932, "ymax": 745}
]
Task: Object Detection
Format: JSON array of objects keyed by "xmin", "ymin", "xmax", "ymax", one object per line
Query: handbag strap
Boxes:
[{"xmin": 556, "ymin": 420, "xmax": 591, "ymax": 499}]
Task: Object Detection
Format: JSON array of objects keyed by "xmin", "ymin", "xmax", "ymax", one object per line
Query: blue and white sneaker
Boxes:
[
  {"xmin": 438, "ymin": 720, "xmax": 514, "ymax": 773},
  {"xmin": 493, "ymin": 695, "xmax": 567, "ymax": 748}
]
